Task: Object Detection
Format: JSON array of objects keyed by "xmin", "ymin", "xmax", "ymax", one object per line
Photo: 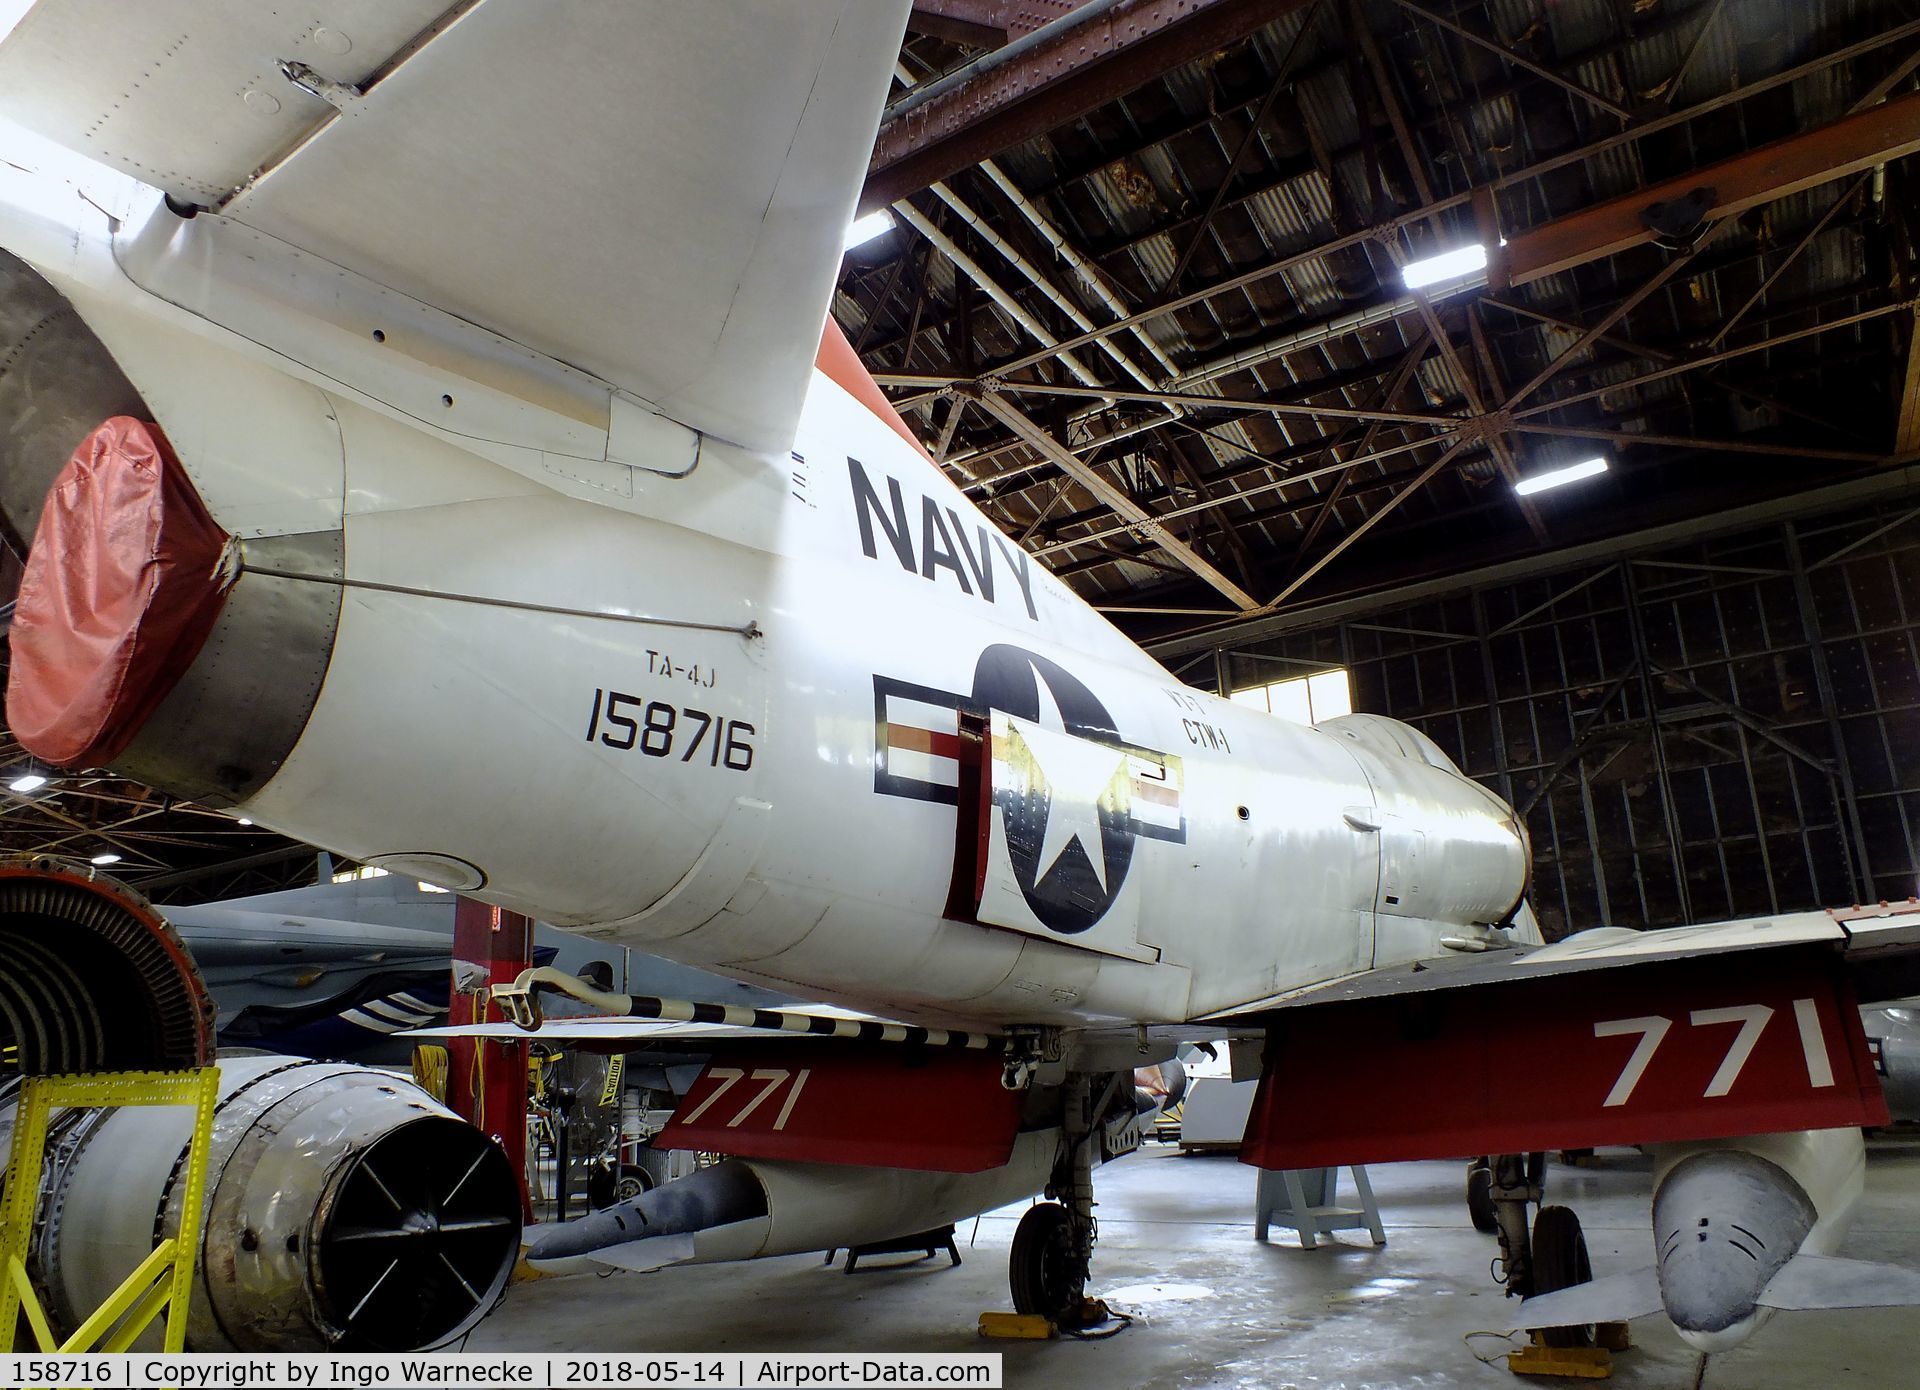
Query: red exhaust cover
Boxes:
[{"xmin": 6, "ymin": 418, "xmax": 231, "ymax": 768}]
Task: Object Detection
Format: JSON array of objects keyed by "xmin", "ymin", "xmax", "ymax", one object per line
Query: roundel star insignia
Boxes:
[
  {"xmin": 869, "ymin": 644, "xmax": 1185, "ymax": 939},
  {"xmin": 969, "ymin": 646, "xmax": 1138, "ymax": 935}
]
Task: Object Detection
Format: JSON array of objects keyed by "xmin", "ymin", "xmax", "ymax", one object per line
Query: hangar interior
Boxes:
[
  {"xmin": 14, "ymin": 0, "xmax": 1920, "ymax": 931},
  {"xmin": 5, "ymin": 0, "xmax": 1920, "ymax": 1385},
  {"xmin": 836, "ymin": 0, "xmax": 1920, "ymax": 951}
]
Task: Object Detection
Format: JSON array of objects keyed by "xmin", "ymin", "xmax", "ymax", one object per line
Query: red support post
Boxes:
[{"xmin": 447, "ymin": 896, "xmax": 535, "ymax": 1221}]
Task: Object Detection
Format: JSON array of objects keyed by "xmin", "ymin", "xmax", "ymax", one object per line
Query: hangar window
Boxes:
[
  {"xmin": 330, "ymin": 864, "xmax": 390, "ymax": 884},
  {"xmin": 1231, "ymin": 669, "xmax": 1351, "ymax": 725}
]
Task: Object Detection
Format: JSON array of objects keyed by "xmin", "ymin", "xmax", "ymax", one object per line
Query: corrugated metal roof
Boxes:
[{"xmin": 844, "ymin": 0, "xmax": 1911, "ymax": 609}]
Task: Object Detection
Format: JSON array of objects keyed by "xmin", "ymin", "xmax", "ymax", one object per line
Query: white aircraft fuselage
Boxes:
[{"xmin": 0, "ymin": 173, "xmax": 1529, "ymax": 1031}]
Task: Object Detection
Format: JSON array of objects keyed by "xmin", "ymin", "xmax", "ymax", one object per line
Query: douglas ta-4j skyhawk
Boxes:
[{"xmin": 5, "ymin": 0, "xmax": 1920, "ymax": 1354}]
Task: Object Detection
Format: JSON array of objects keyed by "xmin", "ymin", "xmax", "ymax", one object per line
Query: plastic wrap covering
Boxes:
[
  {"xmin": 6, "ymin": 416, "xmax": 231, "ymax": 769},
  {"xmin": 0, "ymin": 857, "xmax": 214, "ymax": 1073}
]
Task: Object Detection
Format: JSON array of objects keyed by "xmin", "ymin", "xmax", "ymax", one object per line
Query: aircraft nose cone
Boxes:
[{"xmin": 1653, "ymin": 1150, "xmax": 1814, "ymax": 1342}]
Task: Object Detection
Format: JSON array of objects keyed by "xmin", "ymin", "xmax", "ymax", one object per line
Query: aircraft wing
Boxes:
[
  {"xmin": 1208, "ymin": 903, "xmax": 1920, "ymax": 1171},
  {"xmin": 0, "ymin": 0, "xmax": 908, "ymax": 456},
  {"xmin": 1203, "ymin": 902, "xmax": 1920, "ymax": 1019}
]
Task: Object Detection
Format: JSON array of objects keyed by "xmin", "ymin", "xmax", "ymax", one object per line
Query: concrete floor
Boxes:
[{"xmin": 470, "ymin": 1138, "xmax": 1920, "ymax": 1388}]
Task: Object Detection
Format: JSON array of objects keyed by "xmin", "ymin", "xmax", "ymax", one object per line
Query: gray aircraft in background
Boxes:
[
  {"xmin": 166, "ymin": 869, "xmax": 786, "ymax": 1064},
  {"xmin": 1861, "ymin": 1000, "xmax": 1920, "ymax": 1124}
]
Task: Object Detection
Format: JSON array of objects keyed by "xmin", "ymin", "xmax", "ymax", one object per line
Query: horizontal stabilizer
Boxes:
[
  {"xmin": 0, "ymin": 0, "xmax": 910, "ymax": 456},
  {"xmin": 1518, "ymin": 1268, "xmax": 1665, "ymax": 1329},
  {"xmin": 411, "ymin": 1017, "xmax": 841, "ymax": 1044},
  {"xmin": 1757, "ymin": 1254, "xmax": 1920, "ymax": 1309}
]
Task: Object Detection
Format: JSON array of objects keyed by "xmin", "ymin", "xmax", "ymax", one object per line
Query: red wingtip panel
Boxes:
[
  {"xmin": 657, "ymin": 1044, "xmax": 1022, "ymax": 1173},
  {"xmin": 816, "ymin": 317, "xmax": 936, "ymax": 463},
  {"xmin": 1240, "ymin": 949, "xmax": 1887, "ymax": 1171},
  {"xmin": 6, "ymin": 418, "xmax": 231, "ymax": 768}
]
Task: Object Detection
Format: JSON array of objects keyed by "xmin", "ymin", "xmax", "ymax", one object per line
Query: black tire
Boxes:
[
  {"xmin": 1466, "ymin": 1163, "xmax": 1499, "ymax": 1234},
  {"xmin": 1531, "ymin": 1204, "xmax": 1596, "ymax": 1349},
  {"xmin": 1009, "ymin": 1202, "xmax": 1084, "ymax": 1321},
  {"xmin": 586, "ymin": 1160, "xmax": 617, "ymax": 1211}
]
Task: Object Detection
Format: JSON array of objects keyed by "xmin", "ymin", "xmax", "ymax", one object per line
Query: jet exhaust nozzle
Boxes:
[
  {"xmin": 0, "ymin": 250, "xmax": 149, "ymax": 555},
  {"xmin": 6, "ymin": 1052, "xmax": 522, "ymax": 1351}
]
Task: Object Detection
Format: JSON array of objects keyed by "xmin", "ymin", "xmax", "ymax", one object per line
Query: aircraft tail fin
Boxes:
[
  {"xmin": 1757, "ymin": 1253, "xmax": 1920, "ymax": 1310},
  {"xmin": 1517, "ymin": 1267, "xmax": 1665, "ymax": 1328}
]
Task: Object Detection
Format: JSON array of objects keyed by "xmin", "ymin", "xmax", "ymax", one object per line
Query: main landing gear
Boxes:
[
  {"xmin": 1466, "ymin": 1158, "xmax": 1500, "ymax": 1234},
  {"xmin": 1008, "ymin": 1072, "xmax": 1125, "ymax": 1331},
  {"xmin": 1469, "ymin": 1152, "xmax": 1599, "ymax": 1348},
  {"xmin": 1010, "ymin": 1203, "xmax": 1083, "ymax": 1319},
  {"xmin": 1530, "ymin": 1204, "xmax": 1597, "ymax": 1349}
]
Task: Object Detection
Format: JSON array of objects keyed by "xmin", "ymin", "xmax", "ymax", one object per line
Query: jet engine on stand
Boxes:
[{"xmin": 0, "ymin": 858, "xmax": 523, "ymax": 1350}]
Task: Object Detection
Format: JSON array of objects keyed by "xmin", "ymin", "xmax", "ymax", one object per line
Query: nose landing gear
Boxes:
[{"xmin": 1477, "ymin": 1151, "xmax": 1614, "ymax": 1368}]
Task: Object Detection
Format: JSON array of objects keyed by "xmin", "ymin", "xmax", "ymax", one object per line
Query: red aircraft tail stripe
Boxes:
[{"xmin": 816, "ymin": 318, "xmax": 933, "ymax": 462}]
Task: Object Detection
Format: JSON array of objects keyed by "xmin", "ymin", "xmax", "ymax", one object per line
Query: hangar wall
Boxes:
[{"xmin": 1200, "ymin": 495, "xmax": 1920, "ymax": 940}]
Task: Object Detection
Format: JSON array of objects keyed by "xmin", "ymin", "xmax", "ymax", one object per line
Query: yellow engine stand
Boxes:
[{"xmin": 0, "ymin": 1067, "xmax": 221, "ymax": 1355}]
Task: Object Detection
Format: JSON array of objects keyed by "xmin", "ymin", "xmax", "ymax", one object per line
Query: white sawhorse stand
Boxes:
[{"xmin": 1254, "ymin": 1165, "xmax": 1386, "ymax": 1249}]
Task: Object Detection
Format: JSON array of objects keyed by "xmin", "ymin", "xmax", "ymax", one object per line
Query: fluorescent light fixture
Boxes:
[
  {"xmin": 237, "ymin": 817, "xmax": 254, "ymax": 826},
  {"xmin": 1515, "ymin": 456, "xmax": 1609, "ymax": 496},
  {"xmin": 1402, "ymin": 243, "xmax": 1489, "ymax": 290},
  {"xmin": 90, "ymin": 853, "xmax": 121, "ymax": 866},
  {"xmin": 843, "ymin": 209, "xmax": 894, "ymax": 251},
  {"xmin": 8, "ymin": 773, "xmax": 47, "ymax": 793}
]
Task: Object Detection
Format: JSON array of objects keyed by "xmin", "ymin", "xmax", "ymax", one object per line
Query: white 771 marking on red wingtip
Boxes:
[
  {"xmin": 681, "ymin": 1067, "xmax": 814, "ymax": 1131},
  {"xmin": 1594, "ymin": 1000, "xmax": 1834, "ymax": 1107}
]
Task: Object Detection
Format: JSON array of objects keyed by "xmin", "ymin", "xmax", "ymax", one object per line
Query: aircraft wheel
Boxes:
[
  {"xmin": 1466, "ymin": 1162, "xmax": 1498, "ymax": 1234},
  {"xmin": 1009, "ymin": 1202, "xmax": 1084, "ymax": 1321},
  {"xmin": 612, "ymin": 1168, "xmax": 653, "ymax": 1203},
  {"xmin": 1531, "ymin": 1204, "xmax": 1596, "ymax": 1348}
]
